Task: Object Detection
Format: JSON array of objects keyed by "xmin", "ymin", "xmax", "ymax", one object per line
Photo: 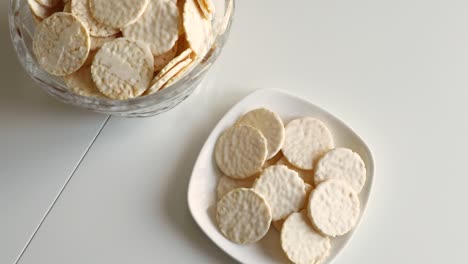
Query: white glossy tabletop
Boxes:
[{"xmin": 5, "ymin": 0, "xmax": 468, "ymax": 263}]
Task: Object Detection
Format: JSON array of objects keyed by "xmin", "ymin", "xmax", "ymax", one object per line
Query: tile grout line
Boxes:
[{"xmin": 14, "ymin": 115, "xmax": 112, "ymax": 264}]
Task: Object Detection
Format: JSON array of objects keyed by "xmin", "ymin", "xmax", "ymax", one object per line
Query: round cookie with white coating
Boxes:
[
  {"xmin": 71, "ymin": 0, "xmax": 119, "ymax": 37},
  {"xmin": 281, "ymin": 211, "xmax": 330, "ymax": 264},
  {"xmin": 252, "ymin": 165, "xmax": 306, "ymax": 220},
  {"xmin": 282, "ymin": 117, "xmax": 334, "ymax": 170},
  {"xmin": 33, "ymin": 12, "xmax": 90, "ymax": 76},
  {"xmin": 89, "ymin": 0, "xmax": 149, "ymax": 28},
  {"xmin": 308, "ymin": 180, "xmax": 360, "ymax": 237},
  {"xmin": 91, "ymin": 38, "xmax": 153, "ymax": 100},
  {"xmin": 236, "ymin": 108, "xmax": 285, "ymax": 160},
  {"xmin": 315, "ymin": 148, "xmax": 366, "ymax": 193},
  {"xmin": 216, "ymin": 188, "xmax": 272, "ymax": 244},
  {"xmin": 122, "ymin": 0, "xmax": 179, "ymax": 56},
  {"xmin": 216, "ymin": 175, "xmax": 256, "ymax": 200},
  {"xmin": 215, "ymin": 125, "xmax": 267, "ymax": 179}
]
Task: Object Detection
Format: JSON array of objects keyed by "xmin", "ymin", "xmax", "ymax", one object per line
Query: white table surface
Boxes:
[
  {"xmin": 5, "ymin": 0, "xmax": 468, "ymax": 263},
  {"xmin": 0, "ymin": 3, "xmax": 109, "ymax": 264}
]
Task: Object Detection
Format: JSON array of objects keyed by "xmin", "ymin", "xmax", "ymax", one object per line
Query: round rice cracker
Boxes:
[
  {"xmin": 236, "ymin": 108, "xmax": 285, "ymax": 160},
  {"xmin": 71, "ymin": 0, "xmax": 119, "ymax": 37},
  {"xmin": 252, "ymin": 165, "xmax": 306, "ymax": 221},
  {"xmin": 277, "ymin": 157, "xmax": 314, "ymax": 185},
  {"xmin": 160, "ymin": 59, "xmax": 196, "ymax": 89},
  {"xmin": 281, "ymin": 211, "xmax": 331, "ymax": 264},
  {"xmin": 315, "ymin": 148, "xmax": 366, "ymax": 193},
  {"xmin": 216, "ymin": 188, "xmax": 272, "ymax": 244},
  {"xmin": 157, "ymin": 48, "xmax": 192, "ymax": 78},
  {"xmin": 146, "ymin": 57, "xmax": 192, "ymax": 93},
  {"xmin": 122, "ymin": 0, "xmax": 179, "ymax": 56},
  {"xmin": 215, "ymin": 125, "xmax": 267, "ymax": 179},
  {"xmin": 146, "ymin": 48, "xmax": 192, "ymax": 94},
  {"xmin": 33, "ymin": 12, "xmax": 90, "ymax": 76},
  {"xmin": 272, "ymin": 183, "xmax": 312, "ymax": 232},
  {"xmin": 36, "ymin": 0, "xmax": 61, "ymax": 8},
  {"xmin": 183, "ymin": 0, "xmax": 213, "ymax": 56},
  {"xmin": 216, "ymin": 175, "xmax": 256, "ymax": 200},
  {"xmin": 89, "ymin": 0, "xmax": 149, "ymax": 28},
  {"xmin": 91, "ymin": 38, "xmax": 153, "ymax": 100},
  {"xmin": 308, "ymin": 180, "xmax": 360, "ymax": 237},
  {"xmin": 282, "ymin": 117, "xmax": 334, "ymax": 170},
  {"xmin": 64, "ymin": 65, "xmax": 104, "ymax": 98}
]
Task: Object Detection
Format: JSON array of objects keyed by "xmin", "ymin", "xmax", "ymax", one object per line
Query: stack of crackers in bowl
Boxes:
[
  {"xmin": 28, "ymin": 0, "xmax": 217, "ymax": 100},
  {"xmin": 214, "ymin": 108, "xmax": 367, "ymax": 264}
]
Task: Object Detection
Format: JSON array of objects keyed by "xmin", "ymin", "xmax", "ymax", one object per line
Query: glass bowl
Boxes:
[{"xmin": 9, "ymin": 0, "xmax": 234, "ymax": 117}]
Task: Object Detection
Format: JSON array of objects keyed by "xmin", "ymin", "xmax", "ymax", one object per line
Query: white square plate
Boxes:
[{"xmin": 188, "ymin": 89, "xmax": 375, "ymax": 264}]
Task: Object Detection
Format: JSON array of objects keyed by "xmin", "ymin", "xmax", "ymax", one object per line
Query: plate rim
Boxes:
[{"xmin": 187, "ymin": 88, "xmax": 376, "ymax": 263}]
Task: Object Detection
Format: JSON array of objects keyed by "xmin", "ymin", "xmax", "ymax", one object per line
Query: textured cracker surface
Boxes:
[
  {"xmin": 237, "ymin": 108, "xmax": 285, "ymax": 159},
  {"xmin": 281, "ymin": 211, "xmax": 330, "ymax": 264},
  {"xmin": 216, "ymin": 175, "xmax": 256, "ymax": 200},
  {"xmin": 90, "ymin": 35, "xmax": 118, "ymax": 51},
  {"xmin": 89, "ymin": 0, "xmax": 149, "ymax": 28},
  {"xmin": 63, "ymin": 65, "xmax": 104, "ymax": 97},
  {"xmin": 215, "ymin": 125, "xmax": 267, "ymax": 179},
  {"xmin": 183, "ymin": 0, "xmax": 212, "ymax": 56},
  {"xmin": 91, "ymin": 38, "xmax": 153, "ymax": 99},
  {"xmin": 71, "ymin": 0, "xmax": 118, "ymax": 37},
  {"xmin": 252, "ymin": 165, "xmax": 306, "ymax": 220},
  {"xmin": 216, "ymin": 188, "xmax": 272, "ymax": 244},
  {"xmin": 153, "ymin": 44, "xmax": 177, "ymax": 72},
  {"xmin": 122, "ymin": 0, "xmax": 179, "ymax": 56},
  {"xmin": 147, "ymin": 57, "xmax": 192, "ymax": 93},
  {"xmin": 33, "ymin": 12, "xmax": 90, "ymax": 76},
  {"xmin": 308, "ymin": 180, "xmax": 360, "ymax": 237},
  {"xmin": 282, "ymin": 118, "xmax": 334, "ymax": 170},
  {"xmin": 315, "ymin": 148, "xmax": 366, "ymax": 193},
  {"xmin": 277, "ymin": 157, "xmax": 314, "ymax": 185}
]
